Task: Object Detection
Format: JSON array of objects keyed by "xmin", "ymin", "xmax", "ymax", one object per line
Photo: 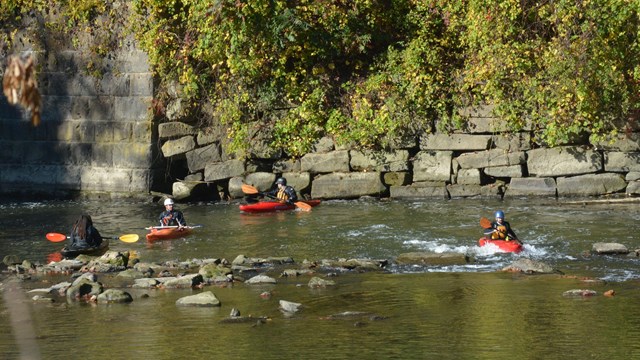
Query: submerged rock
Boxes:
[
  {"xmin": 563, "ymin": 289, "xmax": 598, "ymax": 297},
  {"xmin": 592, "ymin": 243, "xmax": 629, "ymax": 255},
  {"xmin": 175, "ymin": 291, "xmax": 221, "ymax": 307},
  {"xmin": 97, "ymin": 289, "xmax": 133, "ymax": 304},
  {"xmin": 502, "ymin": 258, "xmax": 557, "ymax": 274}
]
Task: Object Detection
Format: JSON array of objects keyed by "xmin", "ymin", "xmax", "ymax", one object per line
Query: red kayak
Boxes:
[
  {"xmin": 239, "ymin": 200, "xmax": 321, "ymax": 213},
  {"xmin": 146, "ymin": 227, "xmax": 193, "ymax": 242},
  {"xmin": 478, "ymin": 237, "xmax": 523, "ymax": 253}
]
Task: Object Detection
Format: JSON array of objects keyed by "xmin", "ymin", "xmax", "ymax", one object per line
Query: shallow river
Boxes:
[{"xmin": 1, "ymin": 197, "xmax": 639, "ymax": 359}]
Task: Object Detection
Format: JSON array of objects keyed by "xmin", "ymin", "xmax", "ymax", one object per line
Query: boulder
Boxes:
[
  {"xmin": 97, "ymin": 289, "xmax": 133, "ymax": 304},
  {"xmin": 502, "ymin": 259, "xmax": 556, "ymax": 274},
  {"xmin": 245, "ymin": 274, "xmax": 277, "ymax": 284},
  {"xmin": 176, "ymin": 291, "xmax": 221, "ymax": 307},
  {"xmin": 592, "ymin": 242, "xmax": 629, "ymax": 254}
]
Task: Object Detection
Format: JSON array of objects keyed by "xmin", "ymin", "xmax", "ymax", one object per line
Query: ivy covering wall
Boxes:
[{"xmin": 3, "ymin": 0, "xmax": 640, "ymax": 158}]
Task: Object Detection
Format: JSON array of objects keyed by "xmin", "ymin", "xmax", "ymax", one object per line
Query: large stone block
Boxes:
[
  {"xmin": 301, "ymin": 150, "xmax": 350, "ymax": 173},
  {"xmin": 557, "ymin": 173, "xmax": 627, "ymax": 196},
  {"xmin": 282, "ymin": 172, "xmax": 311, "ymax": 193},
  {"xmin": 383, "ymin": 172, "xmax": 411, "ymax": 187},
  {"xmin": 455, "ymin": 168, "xmax": 481, "ymax": 185},
  {"xmin": 484, "ymin": 165, "xmax": 524, "ymax": 178},
  {"xmin": 130, "ymin": 73, "xmax": 153, "ymax": 97},
  {"xmin": 113, "ymin": 143, "xmax": 152, "ymax": 168},
  {"xmin": 413, "ymin": 151, "xmax": 452, "ymax": 182},
  {"xmin": 161, "ymin": 136, "xmax": 196, "ymax": 158},
  {"xmin": 349, "ymin": 149, "xmax": 409, "ymax": 172},
  {"xmin": 159, "ymin": 122, "xmax": 196, "ymax": 139},
  {"xmin": 273, "ymin": 158, "xmax": 301, "ymax": 173},
  {"xmin": 455, "ymin": 149, "xmax": 525, "ymax": 169},
  {"xmin": 527, "ymin": 146, "xmax": 602, "ymax": 177},
  {"xmin": 186, "ymin": 143, "xmax": 222, "ymax": 173},
  {"xmin": 504, "ymin": 178, "xmax": 557, "ymax": 197},
  {"xmin": 204, "ymin": 160, "xmax": 245, "ymax": 182},
  {"xmin": 627, "ymin": 181, "xmax": 640, "ymax": 195},
  {"xmin": 244, "ymin": 172, "xmax": 277, "ymax": 192},
  {"xmin": 447, "ymin": 184, "xmax": 503, "ymax": 198},
  {"xmin": 311, "ymin": 172, "xmax": 386, "ymax": 199},
  {"xmin": 389, "ymin": 184, "xmax": 447, "ymax": 199},
  {"xmin": 114, "ymin": 96, "xmax": 151, "ymax": 121},
  {"xmin": 80, "ymin": 167, "xmax": 134, "ymax": 192},
  {"xmin": 420, "ymin": 133, "xmax": 491, "ymax": 151},
  {"xmin": 594, "ymin": 133, "xmax": 640, "ymax": 152},
  {"xmin": 604, "ymin": 152, "xmax": 640, "ymax": 172},
  {"xmin": 492, "ymin": 133, "xmax": 531, "ymax": 151}
]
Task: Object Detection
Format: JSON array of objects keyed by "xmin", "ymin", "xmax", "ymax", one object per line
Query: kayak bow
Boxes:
[{"xmin": 478, "ymin": 237, "xmax": 523, "ymax": 253}]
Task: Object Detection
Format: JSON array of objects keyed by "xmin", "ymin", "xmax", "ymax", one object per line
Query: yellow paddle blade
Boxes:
[{"xmin": 119, "ymin": 234, "xmax": 140, "ymax": 243}]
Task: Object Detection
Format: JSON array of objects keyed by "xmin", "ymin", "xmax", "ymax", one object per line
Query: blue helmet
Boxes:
[{"xmin": 494, "ymin": 210, "xmax": 505, "ymax": 219}]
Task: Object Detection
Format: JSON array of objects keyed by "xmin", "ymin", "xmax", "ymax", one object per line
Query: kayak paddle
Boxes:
[
  {"xmin": 46, "ymin": 232, "xmax": 140, "ymax": 243},
  {"xmin": 480, "ymin": 217, "xmax": 492, "ymax": 229},
  {"xmin": 241, "ymin": 184, "xmax": 312, "ymax": 211},
  {"xmin": 479, "ymin": 217, "xmax": 522, "ymax": 245},
  {"xmin": 145, "ymin": 225, "xmax": 203, "ymax": 230}
]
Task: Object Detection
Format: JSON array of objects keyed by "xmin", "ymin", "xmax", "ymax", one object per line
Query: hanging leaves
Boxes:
[{"xmin": 2, "ymin": 55, "xmax": 41, "ymax": 126}]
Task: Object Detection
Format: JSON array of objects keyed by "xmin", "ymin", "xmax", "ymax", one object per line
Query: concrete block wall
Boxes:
[{"xmin": 0, "ymin": 45, "xmax": 156, "ymax": 198}]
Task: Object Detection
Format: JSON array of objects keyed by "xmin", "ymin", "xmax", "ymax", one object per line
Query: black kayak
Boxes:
[{"xmin": 60, "ymin": 239, "xmax": 109, "ymax": 259}]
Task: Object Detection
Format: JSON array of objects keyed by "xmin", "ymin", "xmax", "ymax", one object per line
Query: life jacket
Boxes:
[
  {"xmin": 161, "ymin": 211, "xmax": 175, "ymax": 226},
  {"xmin": 491, "ymin": 225, "xmax": 508, "ymax": 239},
  {"xmin": 276, "ymin": 188, "xmax": 289, "ymax": 201}
]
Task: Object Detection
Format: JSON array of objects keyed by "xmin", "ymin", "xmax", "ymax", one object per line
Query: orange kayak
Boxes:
[
  {"xmin": 146, "ymin": 227, "xmax": 193, "ymax": 242},
  {"xmin": 478, "ymin": 237, "xmax": 523, "ymax": 253}
]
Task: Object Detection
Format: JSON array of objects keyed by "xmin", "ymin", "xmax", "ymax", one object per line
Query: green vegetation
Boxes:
[{"xmin": 2, "ymin": 0, "xmax": 639, "ymax": 157}]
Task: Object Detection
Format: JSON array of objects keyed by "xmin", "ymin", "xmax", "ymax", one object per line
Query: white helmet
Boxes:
[{"xmin": 164, "ymin": 198, "xmax": 174, "ymax": 206}]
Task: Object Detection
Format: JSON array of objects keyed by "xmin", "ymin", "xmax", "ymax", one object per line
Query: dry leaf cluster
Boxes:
[{"xmin": 2, "ymin": 55, "xmax": 41, "ymax": 126}]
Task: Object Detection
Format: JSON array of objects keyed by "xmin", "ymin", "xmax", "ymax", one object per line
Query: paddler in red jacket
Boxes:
[{"xmin": 158, "ymin": 198, "xmax": 187, "ymax": 228}]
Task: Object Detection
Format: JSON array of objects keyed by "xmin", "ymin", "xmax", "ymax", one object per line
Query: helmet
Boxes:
[
  {"xmin": 276, "ymin": 177, "xmax": 287, "ymax": 186},
  {"xmin": 164, "ymin": 198, "xmax": 175, "ymax": 206},
  {"xmin": 494, "ymin": 210, "xmax": 505, "ymax": 219}
]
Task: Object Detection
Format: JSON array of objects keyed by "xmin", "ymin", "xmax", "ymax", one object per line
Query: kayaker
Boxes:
[
  {"xmin": 69, "ymin": 214, "xmax": 102, "ymax": 249},
  {"xmin": 488, "ymin": 210, "xmax": 518, "ymax": 241},
  {"xmin": 267, "ymin": 177, "xmax": 298, "ymax": 204},
  {"xmin": 158, "ymin": 198, "xmax": 187, "ymax": 228}
]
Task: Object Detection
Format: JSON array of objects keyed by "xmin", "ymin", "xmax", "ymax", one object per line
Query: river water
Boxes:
[{"xmin": 1, "ymin": 198, "xmax": 639, "ymax": 359}]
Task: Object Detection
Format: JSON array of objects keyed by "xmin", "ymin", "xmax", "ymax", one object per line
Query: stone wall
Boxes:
[
  {"xmin": 161, "ymin": 105, "xmax": 640, "ymax": 201},
  {"xmin": 0, "ymin": 41, "xmax": 157, "ymax": 198}
]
